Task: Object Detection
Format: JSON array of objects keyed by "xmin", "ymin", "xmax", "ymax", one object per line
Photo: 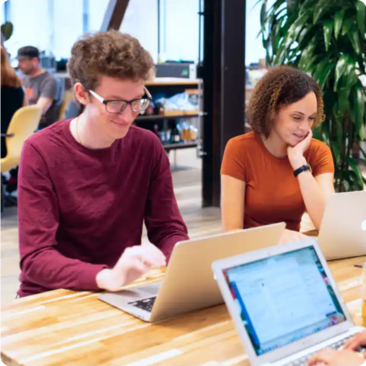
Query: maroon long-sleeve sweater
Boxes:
[{"xmin": 17, "ymin": 120, "xmax": 189, "ymax": 297}]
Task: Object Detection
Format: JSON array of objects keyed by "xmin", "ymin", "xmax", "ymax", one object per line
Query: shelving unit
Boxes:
[
  {"xmin": 135, "ymin": 77, "xmax": 204, "ymax": 158},
  {"xmin": 136, "ymin": 113, "xmax": 199, "ymax": 121}
]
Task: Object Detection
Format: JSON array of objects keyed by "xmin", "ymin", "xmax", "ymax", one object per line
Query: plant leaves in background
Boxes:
[
  {"xmin": 356, "ymin": 0, "xmax": 366, "ymax": 36},
  {"xmin": 334, "ymin": 55, "xmax": 349, "ymax": 91},
  {"xmin": 341, "ymin": 18, "xmax": 354, "ymax": 36},
  {"xmin": 353, "ymin": 85, "xmax": 366, "ymax": 140},
  {"xmin": 323, "ymin": 20, "xmax": 333, "ymax": 52},
  {"xmin": 348, "ymin": 157, "xmax": 364, "ymax": 190},
  {"xmin": 348, "ymin": 25, "xmax": 361, "ymax": 55},
  {"xmin": 313, "ymin": 0, "xmax": 330, "ymax": 24},
  {"xmin": 334, "ymin": 11, "xmax": 344, "ymax": 40}
]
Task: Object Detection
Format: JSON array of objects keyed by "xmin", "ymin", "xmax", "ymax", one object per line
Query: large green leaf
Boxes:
[
  {"xmin": 353, "ymin": 85, "xmax": 366, "ymax": 140},
  {"xmin": 323, "ymin": 21, "xmax": 333, "ymax": 51},
  {"xmin": 356, "ymin": 0, "xmax": 366, "ymax": 36},
  {"xmin": 334, "ymin": 11, "xmax": 344, "ymax": 40},
  {"xmin": 348, "ymin": 25, "xmax": 361, "ymax": 55},
  {"xmin": 288, "ymin": 11, "xmax": 311, "ymax": 40},
  {"xmin": 348, "ymin": 157, "xmax": 364, "ymax": 189},
  {"xmin": 341, "ymin": 18, "xmax": 354, "ymax": 36},
  {"xmin": 260, "ymin": 0, "xmax": 268, "ymax": 27},
  {"xmin": 338, "ymin": 58, "xmax": 357, "ymax": 91},
  {"xmin": 337, "ymin": 88, "xmax": 351, "ymax": 116},
  {"xmin": 334, "ymin": 55, "xmax": 349, "ymax": 92},
  {"xmin": 298, "ymin": 36, "xmax": 317, "ymax": 69},
  {"xmin": 318, "ymin": 62, "xmax": 335, "ymax": 89},
  {"xmin": 313, "ymin": 0, "xmax": 331, "ymax": 24}
]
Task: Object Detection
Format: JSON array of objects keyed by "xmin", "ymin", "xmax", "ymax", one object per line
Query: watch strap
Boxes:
[{"xmin": 294, "ymin": 164, "xmax": 311, "ymax": 178}]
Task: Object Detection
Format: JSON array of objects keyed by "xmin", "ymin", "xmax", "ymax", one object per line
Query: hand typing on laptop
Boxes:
[
  {"xmin": 308, "ymin": 349, "xmax": 364, "ymax": 365},
  {"xmin": 96, "ymin": 244, "xmax": 166, "ymax": 292},
  {"xmin": 308, "ymin": 331, "xmax": 366, "ymax": 366},
  {"xmin": 279, "ymin": 229, "xmax": 308, "ymax": 244}
]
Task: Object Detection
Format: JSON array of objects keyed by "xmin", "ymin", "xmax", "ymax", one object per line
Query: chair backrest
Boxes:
[
  {"xmin": 58, "ymin": 89, "xmax": 74, "ymax": 121},
  {"xmin": 1, "ymin": 105, "xmax": 42, "ymax": 172}
]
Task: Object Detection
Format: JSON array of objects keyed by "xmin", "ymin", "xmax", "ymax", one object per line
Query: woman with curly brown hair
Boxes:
[
  {"xmin": 16, "ymin": 31, "xmax": 188, "ymax": 297},
  {"xmin": 221, "ymin": 66, "xmax": 335, "ymax": 243}
]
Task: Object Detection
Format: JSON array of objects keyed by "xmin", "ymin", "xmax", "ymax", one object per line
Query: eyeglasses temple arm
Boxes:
[{"xmin": 144, "ymin": 86, "xmax": 153, "ymax": 100}]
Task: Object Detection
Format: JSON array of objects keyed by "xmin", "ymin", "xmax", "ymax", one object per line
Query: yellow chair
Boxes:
[
  {"xmin": 0, "ymin": 105, "xmax": 42, "ymax": 212},
  {"xmin": 58, "ymin": 90, "xmax": 74, "ymax": 121}
]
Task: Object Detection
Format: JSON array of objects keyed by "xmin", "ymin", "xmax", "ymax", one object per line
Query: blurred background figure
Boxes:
[
  {"xmin": 1, "ymin": 46, "xmax": 27, "ymax": 159},
  {"xmin": 16, "ymin": 46, "xmax": 63, "ymax": 129}
]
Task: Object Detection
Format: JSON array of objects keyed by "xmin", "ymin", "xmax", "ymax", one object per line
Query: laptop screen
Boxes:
[{"xmin": 223, "ymin": 247, "xmax": 346, "ymax": 356}]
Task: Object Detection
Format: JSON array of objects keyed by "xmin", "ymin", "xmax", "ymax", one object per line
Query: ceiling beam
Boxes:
[{"xmin": 101, "ymin": 0, "xmax": 130, "ymax": 31}]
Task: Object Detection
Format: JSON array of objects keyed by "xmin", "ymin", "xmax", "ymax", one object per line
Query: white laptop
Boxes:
[
  {"xmin": 212, "ymin": 238, "xmax": 364, "ymax": 366},
  {"xmin": 99, "ymin": 222, "xmax": 285, "ymax": 323},
  {"xmin": 318, "ymin": 190, "xmax": 366, "ymax": 260}
]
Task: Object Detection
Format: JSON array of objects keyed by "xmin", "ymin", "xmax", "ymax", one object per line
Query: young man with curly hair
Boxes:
[
  {"xmin": 17, "ymin": 31, "xmax": 189, "ymax": 297},
  {"xmin": 221, "ymin": 66, "xmax": 335, "ymax": 244}
]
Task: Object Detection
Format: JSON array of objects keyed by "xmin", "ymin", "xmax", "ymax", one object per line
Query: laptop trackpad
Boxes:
[{"xmin": 119, "ymin": 282, "xmax": 161, "ymax": 300}]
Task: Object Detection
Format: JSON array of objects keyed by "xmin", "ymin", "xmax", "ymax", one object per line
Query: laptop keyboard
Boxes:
[
  {"xmin": 128, "ymin": 297, "xmax": 156, "ymax": 313},
  {"xmin": 286, "ymin": 335, "xmax": 366, "ymax": 366}
]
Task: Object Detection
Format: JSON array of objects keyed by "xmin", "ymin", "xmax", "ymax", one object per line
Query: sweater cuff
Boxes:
[
  {"xmin": 77, "ymin": 263, "xmax": 109, "ymax": 291},
  {"xmin": 158, "ymin": 234, "xmax": 189, "ymax": 262}
]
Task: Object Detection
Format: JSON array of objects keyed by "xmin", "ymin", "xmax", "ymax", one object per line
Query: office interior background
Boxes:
[{"xmin": 1, "ymin": 0, "xmax": 365, "ymax": 304}]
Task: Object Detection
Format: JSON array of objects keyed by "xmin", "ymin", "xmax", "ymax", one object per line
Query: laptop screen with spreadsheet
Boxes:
[{"xmin": 222, "ymin": 247, "xmax": 346, "ymax": 356}]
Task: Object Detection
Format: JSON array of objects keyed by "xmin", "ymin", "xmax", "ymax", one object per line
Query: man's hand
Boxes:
[
  {"xmin": 308, "ymin": 349, "xmax": 364, "ymax": 366},
  {"xmin": 344, "ymin": 331, "xmax": 366, "ymax": 351},
  {"xmin": 96, "ymin": 244, "xmax": 166, "ymax": 291},
  {"xmin": 278, "ymin": 229, "xmax": 308, "ymax": 244}
]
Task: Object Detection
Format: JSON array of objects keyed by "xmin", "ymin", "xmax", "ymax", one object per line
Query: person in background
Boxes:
[
  {"xmin": 17, "ymin": 31, "xmax": 189, "ymax": 297},
  {"xmin": 308, "ymin": 331, "xmax": 366, "ymax": 365},
  {"xmin": 1, "ymin": 46, "xmax": 27, "ymax": 158},
  {"xmin": 221, "ymin": 66, "xmax": 335, "ymax": 244},
  {"xmin": 17, "ymin": 46, "xmax": 62, "ymax": 128}
]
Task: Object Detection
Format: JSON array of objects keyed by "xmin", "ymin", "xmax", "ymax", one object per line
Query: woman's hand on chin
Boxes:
[{"xmin": 287, "ymin": 130, "xmax": 313, "ymax": 170}]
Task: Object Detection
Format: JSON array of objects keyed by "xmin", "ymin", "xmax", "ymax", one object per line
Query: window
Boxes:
[
  {"xmin": 162, "ymin": 0, "xmax": 199, "ymax": 62},
  {"xmin": 88, "ymin": 0, "xmax": 109, "ymax": 32},
  {"xmin": 52, "ymin": 0, "xmax": 83, "ymax": 60},
  {"xmin": 245, "ymin": 0, "xmax": 275, "ymax": 65},
  {"xmin": 120, "ymin": 0, "xmax": 158, "ymax": 63},
  {"xmin": 5, "ymin": 0, "xmax": 50, "ymax": 58},
  {"xmin": 1, "ymin": 3, "xmax": 5, "ymax": 25}
]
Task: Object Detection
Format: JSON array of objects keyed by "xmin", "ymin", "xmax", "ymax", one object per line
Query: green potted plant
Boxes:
[{"xmin": 258, "ymin": 0, "xmax": 366, "ymax": 191}]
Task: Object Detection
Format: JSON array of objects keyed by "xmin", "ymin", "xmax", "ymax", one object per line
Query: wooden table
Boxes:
[{"xmin": 2, "ymin": 257, "xmax": 365, "ymax": 366}]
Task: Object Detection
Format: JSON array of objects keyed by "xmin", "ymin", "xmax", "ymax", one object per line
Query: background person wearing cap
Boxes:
[{"xmin": 17, "ymin": 46, "xmax": 62, "ymax": 128}]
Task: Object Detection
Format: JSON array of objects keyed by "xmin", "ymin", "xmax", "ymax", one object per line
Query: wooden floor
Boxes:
[{"xmin": 0, "ymin": 150, "xmax": 221, "ymax": 305}]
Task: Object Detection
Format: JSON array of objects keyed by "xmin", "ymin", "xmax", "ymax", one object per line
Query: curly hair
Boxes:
[
  {"xmin": 67, "ymin": 31, "xmax": 155, "ymax": 91},
  {"xmin": 247, "ymin": 66, "xmax": 324, "ymax": 138}
]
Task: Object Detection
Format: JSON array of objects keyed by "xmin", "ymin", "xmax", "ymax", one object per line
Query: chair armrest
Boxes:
[{"xmin": 0, "ymin": 133, "xmax": 14, "ymax": 137}]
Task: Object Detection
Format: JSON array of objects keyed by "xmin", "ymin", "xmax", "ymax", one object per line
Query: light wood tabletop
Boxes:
[{"xmin": 2, "ymin": 257, "xmax": 365, "ymax": 366}]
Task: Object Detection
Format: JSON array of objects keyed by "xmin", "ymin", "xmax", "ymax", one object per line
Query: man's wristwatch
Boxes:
[{"xmin": 293, "ymin": 164, "xmax": 312, "ymax": 178}]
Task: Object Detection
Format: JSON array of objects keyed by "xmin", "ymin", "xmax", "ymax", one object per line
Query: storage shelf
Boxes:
[
  {"xmin": 137, "ymin": 114, "xmax": 199, "ymax": 121},
  {"xmin": 162, "ymin": 142, "xmax": 198, "ymax": 150}
]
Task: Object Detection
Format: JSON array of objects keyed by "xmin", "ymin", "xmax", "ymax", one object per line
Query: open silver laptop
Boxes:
[
  {"xmin": 318, "ymin": 190, "xmax": 366, "ymax": 260},
  {"xmin": 98, "ymin": 222, "xmax": 285, "ymax": 323},
  {"xmin": 212, "ymin": 238, "xmax": 364, "ymax": 366}
]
